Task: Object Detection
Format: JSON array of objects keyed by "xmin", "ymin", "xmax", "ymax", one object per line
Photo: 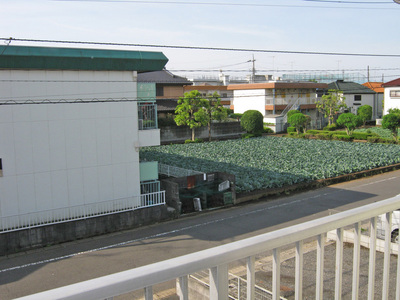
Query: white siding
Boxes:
[
  {"xmin": 0, "ymin": 70, "xmax": 142, "ymax": 223},
  {"xmin": 233, "ymin": 89, "xmax": 266, "ymax": 115}
]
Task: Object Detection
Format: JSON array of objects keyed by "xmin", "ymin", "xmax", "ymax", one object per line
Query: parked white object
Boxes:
[{"xmin": 377, "ymin": 209, "xmax": 400, "ymax": 242}]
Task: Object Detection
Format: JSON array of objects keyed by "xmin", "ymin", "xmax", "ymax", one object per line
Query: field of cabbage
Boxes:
[{"xmin": 140, "ymin": 137, "xmax": 400, "ymax": 193}]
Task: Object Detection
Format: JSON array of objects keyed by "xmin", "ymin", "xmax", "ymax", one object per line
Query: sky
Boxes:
[{"xmin": 1, "ymin": 0, "xmax": 400, "ymax": 82}]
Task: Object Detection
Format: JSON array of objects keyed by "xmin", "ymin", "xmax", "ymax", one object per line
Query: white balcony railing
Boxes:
[
  {"xmin": 1, "ymin": 191, "xmax": 165, "ymax": 233},
  {"xmin": 16, "ymin": 194, "xmax": 400, "ymax": 300}
]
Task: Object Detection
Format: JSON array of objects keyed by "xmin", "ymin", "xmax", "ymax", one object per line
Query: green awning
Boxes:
[{"xmin": 0, "ymin": 45, "xmax": 168, "ymax": 72}]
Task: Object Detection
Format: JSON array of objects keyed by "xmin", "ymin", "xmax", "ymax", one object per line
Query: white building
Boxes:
[
  {"xmin": 227, "ymin": 81, "xmax": 328, "ymax": 132},
  {"xmin": 0, "ymin": 45, "xmax": 168, "ymax": 231},
  {"xmin": 382, "ymin": 78, "xmax": 400, "ymax": 115}
]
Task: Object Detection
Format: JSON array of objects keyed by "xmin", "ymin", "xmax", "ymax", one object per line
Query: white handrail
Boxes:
[{"xmin": 16, "ymin": 194, "xmax": 400, "ymax": 300}]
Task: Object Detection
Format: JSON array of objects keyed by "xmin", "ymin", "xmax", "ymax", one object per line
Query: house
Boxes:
[
  {"xmin": 183, "ymin": 84, "xmax": 233, "ymax": 109},
  {"xmin": 0, "ymin": 45, "xmax": 169, "ymax": 239},
  {"xmin": 382, "ymin": 78, "xmax": 400, "ymax": 115},
  {"xmin": 362, "ymin": 81, "xmax": 384, "ymax": 119},
  {"xmin": 328, "ymin": 80, "xmax": 379, "ymax": 119},
  {"xmin": 227, "ymin": 81, "xmax": 328, "ymax": 132},
  {"xmin": 138, "ymin": 70, "xmax": 192, "ymax": 118}
]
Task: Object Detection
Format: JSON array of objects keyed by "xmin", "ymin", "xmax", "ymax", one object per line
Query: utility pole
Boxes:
[
  {"xmin": 251, "ymin": 55, "xmax": 256, "ymax": 83},
  {"xmin": 367, "ymin": 65, "xmax": 370, "ymax": 82}
]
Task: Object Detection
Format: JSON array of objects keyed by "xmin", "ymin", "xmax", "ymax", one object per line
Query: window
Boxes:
[
  {"xmin": 156, "ymin": 86, "xmax": 164, "ymax": 97},
  {"xmin": 390, "ymin": 90, "xmax": 400, "ymax": 98},
  {"xmin": 354, "ymin": 95, "xmax": 362, "ymax": 101}
]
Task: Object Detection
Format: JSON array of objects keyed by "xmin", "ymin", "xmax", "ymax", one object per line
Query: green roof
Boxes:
[
  {"xmin": 328, "ymin": 80, "xmax": 375, "ymax": 94},
  {"xmin": 0, "ymin": 45, "xmax": 168, "ymax": 72}
]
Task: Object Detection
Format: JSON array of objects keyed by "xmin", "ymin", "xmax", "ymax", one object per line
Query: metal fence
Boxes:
[
  {"xmin": 0, "ymin": 191, "xmax": 165, "ymax": 233},
  {"xmin": 159, "ymin": 163, "xmax": 205, "ymax": 177},
  {"xmin": 138, "ymin": 102, "xmax": 158, "ymax": 130},
  {"xmin": 18, "ymin": 194, "xmax": 400, "ymax": 300}
]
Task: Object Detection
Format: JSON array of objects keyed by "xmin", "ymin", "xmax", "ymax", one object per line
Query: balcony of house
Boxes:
[
  {"xmin": 22, "ymin": 194, "xmax": 400, "ymax": 300},
  {"xmin": 138, "ymin": 102, "xmax": 160, "ymax": 147}
]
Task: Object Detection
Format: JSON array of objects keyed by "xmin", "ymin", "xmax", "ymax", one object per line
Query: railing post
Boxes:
[
  {"xmin": 352, "ymin": 222, "xmax": 361, "ymax": 300},
  {"xmin": 210, "ymin": 264, "xmax": 229, "ymax": 300},
  {"xmin": 368, "ymin": 217, "xmax": 377, "ymax": 300},
  {"xmin": 177, "ymin": 275, "xmax": 189, "ymax": 300},
  {"xmin": 295, "ymin": 240, "xmax": 303, "ymax": 300},
  {"xmin": 382, "ymin": 212, "xmax": 392, "ymax": 300},
  {"xmin": 316, "ymin": 233, "xmax": 325, "ymax": 300},
  {"xmin": 247, "ymin": 256, "xmax": 255, "ymax": 299},
  {"xmin": 272, "ymin": 248, "xmax": 281, "ymax": 300},
  {"xmin": 144, "ymin": 286, "xmax": 153, "ymax": 300},
  {"xmin": 335, "ymin": 228, "xmax": 343, "ymax": 300}
]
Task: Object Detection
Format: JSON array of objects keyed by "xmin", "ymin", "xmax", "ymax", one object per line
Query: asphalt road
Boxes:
[{"xmin": 1, "ymin": 170, "xmax": 400, "ymax": 299}]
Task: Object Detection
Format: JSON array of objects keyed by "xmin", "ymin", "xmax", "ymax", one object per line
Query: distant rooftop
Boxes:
[
  {"xmin": 328, "ymin": 80, "xmax": 376, "ymax": 94},
  {"xmin": 0, "ymin": 45, "xmax": 168, "ymax": 72}
]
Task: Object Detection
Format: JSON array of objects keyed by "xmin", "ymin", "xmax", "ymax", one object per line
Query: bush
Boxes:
[
  {"xmin": 351, "ymin": 132, "xmax": 373, "ymax": 140},
  {"xmin": 241, "ymin": 110, "xmax": 264, "ymax": 134},
  {"xmin": 323, "ymin": 123, "xmax": 338, "ymax": 131},
  {"xmin": 331, "ymin": 131, "xmax": 348, "ymax": 136},
  {"xmin": 287, "ymin": 109, "xmax": 301, "ymax": 119},
  {"xmin": 184, "ymin": 138, "xmax": 203, "ymax": 144},
  {"xmin": 316, "ymin": 133, "xmax": 332, "ymax": 140},
  {"xmin": 242, "ymin": 132, "xmax": 262, "ymax": 139},
  {"xmin": 287, "ymin": 127, "xmax": 296, "ymax": 133},
  {"xmin": 333, "ymin": 135, "xmax": 354, "ymax": 142},
  {"xmin": 306, "ymin": 129, "xmax": 324, "ymax": 135},
  {"xmin": 264, "ymin": 127, "xmax": 274, "ymax": 134}
]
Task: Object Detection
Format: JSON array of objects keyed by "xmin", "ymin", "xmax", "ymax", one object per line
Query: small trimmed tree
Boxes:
[
  {"xmin": 382, "ymin": 113, "xmax": 400, "ymax": 141},
  {"xmin": 357, "ymin": 105, "xmax": 372, "ymax": 126},
  {"xmin": 336, "ymin": 113, "xmax": 361, "ymax": 136},
  {"xmin": 287, "ymin": 109, "xmax": 301, "ymax": 120},
  {"xmin": 288, "ymin": 112, "xmax": 308, "ymax": 134},
  {"xmin": 174, "ymin": 90, "xmax": 208, "ymax": 141},
  {"xmin": 316, "ymin": 89, "xmax": 347, "ymax": 126},
  {"xmin": 241, "ymin": 110, "xmax": 264, "ymax": 134}
]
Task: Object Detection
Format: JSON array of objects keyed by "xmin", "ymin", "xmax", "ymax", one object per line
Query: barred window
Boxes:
[{"xmin": 390, "ymin": 90, "xmax": 400, "ymax": 98}]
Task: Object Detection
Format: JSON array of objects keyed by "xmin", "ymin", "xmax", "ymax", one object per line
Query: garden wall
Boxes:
[{"xmin": 160, "ymin": 122, "xmax": 245, "ymax": 143}]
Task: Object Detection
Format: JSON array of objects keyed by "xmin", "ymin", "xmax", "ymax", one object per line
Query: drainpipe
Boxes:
[{"xmin": 273, "ymin": 88, "xmax": 276, "ymax": 115}]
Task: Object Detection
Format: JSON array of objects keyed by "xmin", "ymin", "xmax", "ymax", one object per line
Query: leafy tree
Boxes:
[
  {"xmin": 288, "ymin": 112, "xmax": 308, "ymax": 134},
  {"xmin": 389, "ymin": 108, "xmax": 400, "ymax": 114},
  {"xmin": 286, "ymin": 109, "xmax": 301, "ymax": 120},
  {"xmin": 197, "ymin": 92, "xmax": 228, "ymax": 141},
  {"xmin": 336, "ymin": 113, "xmax": 361, "ymax": 136},
  {"xmin": 241, "ymin": 110, "xmax": 264, "ymax": 134},
  {"xmin": 174, "ymin": 90, "xmax": 208, "ymax": 141},
  {"xmin": 382, "ymin": 113, "xmax": 400, "ymax": 141},
  {"xmin": 357, "ymin": 105, "xmax": 372, "ymax": 126},
  {"xmin": 316, "ymin": 89, "xmax": 347, "ymax": 126}
]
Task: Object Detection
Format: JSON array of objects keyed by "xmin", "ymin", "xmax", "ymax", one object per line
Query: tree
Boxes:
[
  {"xmin": 316, "ymin": 89, "xmax": 347, "ymax": 126},
  {"xmin": 286, "ymin": 109, "xmax": 301, "ymax": 120},
  {"xmin": 382, "ymin": 113, "xmax": 400, "ymax": 141},
  {"xmin": 336, "ymin": 113, "xmax": 361, "ymax": 135},
  {"xmin": 357, "ymin": 105, "xmax": 372, "ymax": 126},
  {"xmin": 174, "ymin": 90, "xmax": 208, "ymax": 141},
  {"xmin": 288, "ymin": 112, "xmax": 308, "ymax": 134},
  {"xmin": 197, "ymin": 92, "xmax": 228, "ymax": 141},
  {"xmin": 241, "ymin": 110, "xmax": 264, "ymax": 134}
]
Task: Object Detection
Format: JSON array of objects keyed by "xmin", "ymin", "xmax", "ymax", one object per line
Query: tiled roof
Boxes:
[
  {"xmin": 138, "ymin": 70, "xmax": 192, "ymax": 85},
  {"xmin": 382, "ymin": 78, "xmax": 400, "ymax": 87},
  {"xmin": 362, "ymin": 82, "xmax": 384, "ymax": 93},
  {"xmin": 328, "ymin": 80, "xmax": 375, "ymax": 94}
]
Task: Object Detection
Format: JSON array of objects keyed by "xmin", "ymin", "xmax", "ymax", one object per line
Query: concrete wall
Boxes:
[
  {"xmin": 160, "ymin": 122, "xmax": 244, "ymax": 143},
  {"xmin": 0, "ymin": 205, "xmax": 177, "ymax": 256},
  {"xmin": 0, "ymin": 70, "xmax": 144, "ymax": 229}
]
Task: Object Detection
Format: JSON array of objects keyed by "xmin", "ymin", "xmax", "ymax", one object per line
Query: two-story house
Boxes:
[
  {"xmin": 382, "ymin": 78, "xmax": 400, "ymax": 115},
  {"xmin": 227, "ymin": 81, "xmax": 328, "ymax": 132}
]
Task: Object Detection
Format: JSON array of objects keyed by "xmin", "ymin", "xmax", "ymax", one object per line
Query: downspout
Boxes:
[{"xmin": 273, "ymin": 88, "xmax": 276, "ymax": 115}]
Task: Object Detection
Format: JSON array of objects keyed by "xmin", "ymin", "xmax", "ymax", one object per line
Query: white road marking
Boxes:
[{"xmin": 1, "ymin": 175, "xmax": 398, "ymax": 273}]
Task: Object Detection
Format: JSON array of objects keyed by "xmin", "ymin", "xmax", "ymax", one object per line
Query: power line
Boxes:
[
  {"xmin": 54, "ymin": 0, "xmax": 396, "ymax": 9},
  {"xmin": 2, "ymin": 37, "xmax": 400, "ymax": 58}
]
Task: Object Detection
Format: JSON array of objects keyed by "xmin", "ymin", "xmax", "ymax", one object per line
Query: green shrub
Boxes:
[
  {"xmin": 316, "ymin": 133, "xmax": 332, "ymax": 140},
  {"xmin": 367, "ymin": 136, "xmax": 380, "ymax": 143},
  {"xmin": 264, "ymin": 127, "xmax": 274, "ymax": 134},
  {"xmin": 306, "ymin": 129, "xmax": 325, "ymax": 135},
  {"xmin": 184, "ymin": 138, "xmax": 203, "ymax": 144},
  {"xmin": 241, "ymin": 110, "xmax": 264, "ymax": 134},
  {"xmin": 287, "ymin": 127, "xmax": 296, "ymax": 133},
  {"xmin": 351, "ymin": 132, "xmax": 372, "ymax": 140},
  {"xmin": 242, "ymin": 132, "xmax": 262, "ymax": 139},
  {"xmin": 331, "ymin": 131, "xmax": 348, "ymax": 136},
  {"xmin": 323, "ymin": 124, "xmax": 338, "ymax": 131},
  {"xmin": 333, "ymin": 135, "xmax": 354, "ymax": 142},
  {"xmin": 287, "ymin": 109, "xmax": 301, "ymax": 119}
]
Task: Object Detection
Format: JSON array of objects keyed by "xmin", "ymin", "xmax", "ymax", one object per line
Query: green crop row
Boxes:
[{"xmin": 140, "ymin": 137, "xmax": 400, "ymax": 193}]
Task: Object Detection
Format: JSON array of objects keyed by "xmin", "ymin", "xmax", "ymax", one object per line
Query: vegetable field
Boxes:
[{"xmin": 140, "ymin": 137, "xmax": 400, "ymax": 193}]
